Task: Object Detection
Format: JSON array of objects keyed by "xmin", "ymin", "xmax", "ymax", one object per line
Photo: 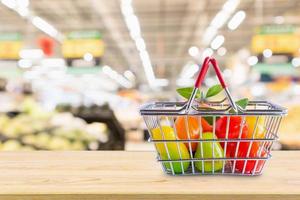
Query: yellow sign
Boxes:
[
  {"xmin": 0, "ymin": 41, "xmax": 22, "ymax": 59},
  {"xmin": 251, "ymin": 34, "xmax": 300, "ymax": 54},
  {"xmin": 62, "ymin": 39, "xmax": 104, "ymax": 58}
]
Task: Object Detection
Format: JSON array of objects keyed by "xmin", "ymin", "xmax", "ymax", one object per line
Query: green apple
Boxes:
[{"xmin": 194, "ymin": 132, "xmax": 224, "ymax": 172}]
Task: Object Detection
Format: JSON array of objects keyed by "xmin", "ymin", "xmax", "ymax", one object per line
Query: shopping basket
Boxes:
[{"xmin": 140, "ymin": 56, "xmax": 287, "ymax": 176}]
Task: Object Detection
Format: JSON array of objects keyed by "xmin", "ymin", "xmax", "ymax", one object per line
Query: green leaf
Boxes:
[
  {"xmin": 205, "ymin": 84, "xmax": 223, "ymax": 98},
  {"xmin": 235, "ymin": 98, "xmax": 249, "ymax": 109},
  {"xmin": 176, "ymin": 87, "xmax": 201, "ymax": 100},
  {"xmin": 229, "ymin": 98, "xmax": 249, "ymax": 113}
]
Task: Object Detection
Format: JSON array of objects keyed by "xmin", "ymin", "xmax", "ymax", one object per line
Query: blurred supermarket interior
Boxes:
[{"xmin": 0, "ymin": 0, "xmax": 298, "ymax": 151}]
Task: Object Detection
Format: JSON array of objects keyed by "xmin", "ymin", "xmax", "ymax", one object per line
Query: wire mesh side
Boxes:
[{"xmin": 144, "ymin": 114, "xmax": 283, "ymax": 176}]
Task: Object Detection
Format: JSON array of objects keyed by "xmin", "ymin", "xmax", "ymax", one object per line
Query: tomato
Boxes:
[
  {"xmin": 235, "ymin": 142, "xmax": 266, "ymax": 174},
  {"xmin": 175, "ymin": 116, "xmax": 212, "ymax": 151},
  {"xmin": 215, "ymin": 116, "xmax": 248, "ymax": 157}
]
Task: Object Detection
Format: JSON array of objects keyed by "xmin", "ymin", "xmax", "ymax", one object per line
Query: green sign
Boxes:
[
  {"xmin": 66, "ymin": 31, "xmax": 102, "ymax": 40},
  {"xmin": 253, "ymin": 63, "xmax": 299, "ymax": 76},
  {"xmin": 256, "ymin": 25, "xmax": 296, "ymax": 35},
  {"xmin": 0, "ymin": 32, "xmax": 22, "ymax": 41},
  {"xmin": 66, "ymin": 67, "xmax": 101, "ymax": 75}
]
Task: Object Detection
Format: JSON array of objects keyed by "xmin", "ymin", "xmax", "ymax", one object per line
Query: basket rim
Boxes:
[{"xmin": 140, "ymin": 100, "xmax": 287, "ymax": 116}]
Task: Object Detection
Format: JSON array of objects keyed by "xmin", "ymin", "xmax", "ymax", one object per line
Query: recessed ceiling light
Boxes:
[
  {"xmin": 188, "ymin": 46, "xmax": 200, "ymax": 57},
  {"xmin": 263, "ymin": 49, "xmax": 272, "ymax": 58},
  {"xmin": 247, "ymin": 56, "xmax": 258, "ymax": 66},
  {"xmin": 217, "ymin": 47, "xmax": 227, "ymax": 56},
  {"xmin": 292, "ymin": 58, "xmax": 300, "ymax": 67},
  {"xmin": 210, "ymin": 35, "xmax": 225, "ymax": 50},
  {"xmin": 228, "ymin": 10, "xmax": 246, "ymax": 30},
  {"xmin": 83, "ymin": 53, "xmax": 93, "ymax": 62}
]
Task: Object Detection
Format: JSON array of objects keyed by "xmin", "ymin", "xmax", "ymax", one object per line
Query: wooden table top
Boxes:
[{"xmin": 0, "ymin": 151, "xmax": 299, "ymax": 200}]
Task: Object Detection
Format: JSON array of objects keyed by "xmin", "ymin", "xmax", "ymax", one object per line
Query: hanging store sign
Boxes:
[
  {"xmin": 0, "ymin": 33, "xmax": 23, "ymax": 59},
  {"xmin": 62, "ymin": 31, "xmax": 104, "ymax": 59},
  {"xmin": 251, "ymin": 25, "xmax": 300, "ymax": 54}
]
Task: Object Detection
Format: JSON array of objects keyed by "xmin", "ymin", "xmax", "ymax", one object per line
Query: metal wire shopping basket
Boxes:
[{"xmin": 140, "ymin": 57, "xmax": 287, "ymax": 176}]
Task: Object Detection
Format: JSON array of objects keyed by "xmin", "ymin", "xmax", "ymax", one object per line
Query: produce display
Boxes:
[
  {"xmin": 0, "ymin": 98, "xmax": 109, "ymax": 151},
  {"xmin": 56, "ymin": 103, "xmax": 125, "ymax": 150},
  {"xmin": 279, "ymin": 104, "xmax": 300, "ymax": 149}
]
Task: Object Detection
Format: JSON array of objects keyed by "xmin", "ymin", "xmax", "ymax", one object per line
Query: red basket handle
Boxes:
[
  {"xmin": 195, "ymin": 57, "xmax": 226, "ymax": 88},
  {"xmin": 185, "ymin": 56, "xmax": 238, "ymax": 112}
]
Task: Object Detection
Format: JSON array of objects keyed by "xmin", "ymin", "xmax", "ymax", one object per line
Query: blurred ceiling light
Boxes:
[
  {"xmin": 210, "ymin": 35, "xmax": 225, "ymax": 50},
  {"xmin": 135, "ymin": 37, "xmax": 146, "ymax": 52},
  {"xmin": 202, "ymin": 26, "xmax": 217, "ymax": 45},
  {"xmin": 41, "ymin": 58, "xmax": 65, "ymax": 67},
  {"xmin": 121, "ymin": 2, "xmax": 133, "ymax": 16},
  {"xmin": 102, "ymin": 65, "xmax": 133, "ymax": 88},
  {"xmin": 125, "ymin": 15, "xmax": 141, "ymax": 39},
  {"xmin": 102, "ymin": 65, "xmax": 112, "ymax": 74},
  {"xmin": 274, "ymin": 16, "xmax": 285, "ymax": 24},
  {"xmin": 139, "ymin": 50, "xmax": 155, "ymax": 82},
  {"xmin": 202, "ymin": 0, "xmax": 240, "ymax": 45},
  {"xmin": 121, "ymin": 0, "xmax": 156, "ymax": 88},
  {"xmin": 188, "ymin": 46, "xmax": 200, "ymax": 57},
  {"xmin": 153, "ymin": 79, "xmax": 169, "ymax": 87},
  {"xmin": 32, "ymin": 16, "xmax": 58, "ymax": 38},
  {"xmin": 247, "ymin": 56, "xmax": 258, "ymax": 66},
  {"xmin": 263, "ymin": 49, "xmax": 272, "ymax": 58},
  {"xmin": 217, "ymin": 47, "xmax": 227, "ymax": 56},
  {"xmin": 83, "ymin": 53, "xmax": 93, "ymax": 62},
  {"xmin": 211, "ymin": 10, "xmax": 230, "ymax": 29},
  {"xmin": 17, "ymin": 7, "xmax": 29, "ymax": 17},
  {"xmin": 124, "ymin": 70, "xmax": 135, "ymax": 80},
  {"xmin": 17, "ymin": 0, "xmax": 29, "ymax": 7},
  {"xmin": 202, "ymin": 48, "xmax": 214, "ymax": 58},
  {"xmin": 292, "ymin": 58, "xmax": 300, "ymax": 67},
  {"xmin": 121, "ymin": 0, "xmax": 132, "ymax": 5},
  {"xmin": 19, "ymin": 49, "xmax": 43, "ymax": 59},
  {"xmin": 223, "ymin": 0, "xmax": 240, "ymax": 13},
  {"xmin": 227, "ymin": 10, "xmax": 246, "ymax": 30},
  {"xmin": 1, "ymin": 0, "xmax": 16, "ymax": 9},
  {"xmin": 2, "ymin": 0, "xmax": 29, "ymax": 17},
  {"xmin": 181, "ymin": 63, "xmax": 199, "ymax": 78},
  {"xmin": 2, "ymin": 0, "xmax": 62, "ymax": 41},
  {"xmin": 18, "ymin": 59, "xmax": 32, "ymax": 68}
]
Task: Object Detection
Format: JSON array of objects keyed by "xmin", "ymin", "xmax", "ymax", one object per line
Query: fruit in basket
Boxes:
[
  {"xmin": 234, "ymin": 142, "xmax": 266, "ymax": 174},
  {"xmin": 151, "ymin": 126, "xmax": 190, "ymax": 174},
  {"xmin": 245, "ymin": 116, "xmax": 266, "ymax": 139},
  {"xmin": 215, "ymin": 116, "xmax": 248, "ymax": 157},
  {"xmin": 175, "ymin": 116, "xmax": 212, "ymax": 151},
  {"xmin": 194, "ymin": 132, "xmax": 224, "ymax": 172}
]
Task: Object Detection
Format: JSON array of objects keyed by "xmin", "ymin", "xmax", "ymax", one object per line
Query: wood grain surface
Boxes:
[{"xmin": 0, "ymin": 151, "xmax": 299, "ymax": 200}]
